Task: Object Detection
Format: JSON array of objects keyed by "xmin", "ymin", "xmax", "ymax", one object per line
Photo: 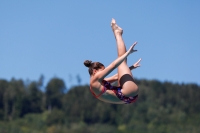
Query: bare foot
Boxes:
[{"xmin": 111, "ymin": 18, "xmax": 123, "ymax": 35}]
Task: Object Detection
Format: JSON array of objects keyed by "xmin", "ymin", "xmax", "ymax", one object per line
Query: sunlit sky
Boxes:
[{"xmin": 1, "ymin": 1, "xmax": 200, "ymax": 88}]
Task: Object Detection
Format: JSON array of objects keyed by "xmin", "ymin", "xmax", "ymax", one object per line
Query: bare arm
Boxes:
[
  {"xmin": 104, "ymin": 58, "xmax": 142, "ymax": 83},
  {"xmin": 95, "ymin": 42, "xmax": 138, "ymax": 81},
  {"xmin": 104, "ymin": 74, "xmax": 118, "ymax": 83}
]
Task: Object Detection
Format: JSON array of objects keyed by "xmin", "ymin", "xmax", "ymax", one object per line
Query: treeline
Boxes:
[{"xmin": 0, "ymin": 77, "xmax": 200, "ymax": 133}]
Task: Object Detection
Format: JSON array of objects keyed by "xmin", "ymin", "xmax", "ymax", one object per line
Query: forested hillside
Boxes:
[{"xmin": 0, "ymin": 77, "xmax": 200, "ymax": 133}]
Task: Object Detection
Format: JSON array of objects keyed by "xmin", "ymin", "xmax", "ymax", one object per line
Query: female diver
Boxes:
[{"xmin": 84, "ymin": 19, "xmax": 141, "ymax": 104}]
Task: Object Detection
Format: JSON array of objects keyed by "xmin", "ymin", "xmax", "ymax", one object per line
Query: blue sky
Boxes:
[{"xmin": 1, "ymin": 1, "xmax": 200, "ymax": 88}]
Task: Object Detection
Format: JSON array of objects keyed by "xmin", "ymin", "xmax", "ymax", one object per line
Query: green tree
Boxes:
[
  {"xmin": 45, "ymin": 78, "xmax": 66, "ymax": 110},
  {"xmin": 21, "ymin": 82, "xmax": 43, "ymax": 116},
  {"xmin": 0, "ymin": 80, "xmax": 8, "ymax": 120},
  {"xmin": 3, "ymin": 79, "xmax": 25, "ymax": 120}
]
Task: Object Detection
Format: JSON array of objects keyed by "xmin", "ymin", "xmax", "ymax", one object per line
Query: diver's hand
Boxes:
[
  {"xmin": 128, "ymin": 42, "xmax": 137, "ymax": 55},
  {"xmin": 133, "ymin": 58, "xmax": 142, "ymax": 68},
  {"xmin": 129, "ymin": 58, "xmax": 142, "ymax": 70}
]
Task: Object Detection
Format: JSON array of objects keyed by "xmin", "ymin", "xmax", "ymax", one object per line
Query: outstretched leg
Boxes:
[{"xmin": 111, "ymin": 18, "xmax": 138, "ymax": 96}]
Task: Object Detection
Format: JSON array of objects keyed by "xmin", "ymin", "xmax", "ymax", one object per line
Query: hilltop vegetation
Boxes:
[{"xmin": 0, "ymin": 77, "xmax": 200, "ymax": 133}]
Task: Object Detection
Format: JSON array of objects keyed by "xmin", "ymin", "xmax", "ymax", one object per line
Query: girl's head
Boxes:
[{"xmin": 84, "ymin": 60, "xmax": 105, "ymax": 76}]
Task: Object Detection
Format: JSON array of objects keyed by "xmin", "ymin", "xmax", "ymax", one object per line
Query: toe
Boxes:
[{"xmin": 111, "ymin": 18, "xmax": 116, "ymax": 25}]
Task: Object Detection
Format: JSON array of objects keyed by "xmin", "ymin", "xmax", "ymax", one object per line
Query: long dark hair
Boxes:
[{"xmin": 84, "ymin": 60, "xmax": 104, "ymax": 75}]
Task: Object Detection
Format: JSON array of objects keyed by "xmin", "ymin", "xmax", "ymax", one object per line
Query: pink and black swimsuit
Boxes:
[{"xmin": 90, "ymin": 80, "xmax": 138, "ymax": 104}]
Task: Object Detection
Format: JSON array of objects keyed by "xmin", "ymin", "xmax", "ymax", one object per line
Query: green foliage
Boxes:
[
  {"xmin": 0, "ymin": 77, "xmax": 200, "ymax": 133},
  {"xmin": 46, "ymin": 78, "xmax": 66, "ymax": 110}
]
